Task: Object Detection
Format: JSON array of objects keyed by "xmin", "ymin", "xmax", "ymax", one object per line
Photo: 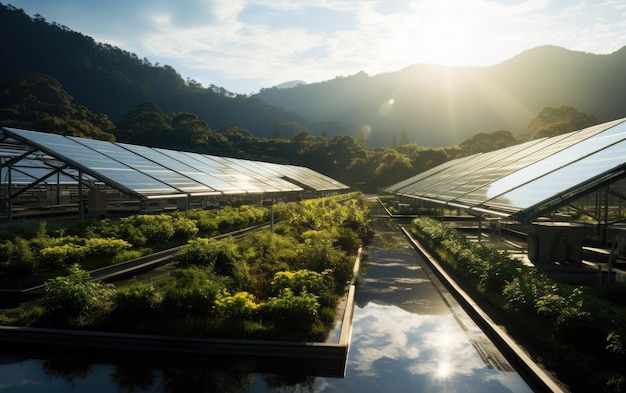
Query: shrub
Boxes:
[
  {"xmin": 332, "ymin": 227, "xmax": 362, "ymax": 254},
  {"xmin": 83, "ymin": 237, "xmax": 132, "ymax": 256},
  {"xmin": 295, "ymin": 233, "xmax": 354, "ymax": 290},
  {"xmin": 173, "ymin": 237, "xmax": 240, "ymax": 276},
  {"xmin": 38, "ymin": 243, "xmax": 86, "ymax": 267},
  {"xmin": 120, "ymin": 215, "xmax": 175, "ymax": 245},
  {"xmin": 113, "ymin": 280, "xmax": 161, "ymax": 317},
  {"xmin": 44, "ymin": 264, "xmax": 114, "ymax": 317},
  {"xmin": 271, "ymin": 269, "xmax": 329, "ymax": 297},
  {"xmin": 118, "ymin": 223, "xmax": 147, "ymax": 247},
  {"xmin": 2, "ymin": 237, "xmax": 37, "ymax": 277},
  {"xmin": 111, "ymin": 249, "xmax": 146, "ymax": 264},
  {"xmin": 502, "ymin": 273, "xmax": 554, "ymax": 315},
  {"xmin": 271, "ymin": 269, "xmax": 335, "ymax": 308},
  {"xmin": 171, "ymin": 217, "xmax": 199, "ymax": 240},
  {"xmin": 260, "ymin": 288, "xmax": 320, "ymax": 337},
  {"xmin": 239, "ymin": 230, "xmax": 299, "ymax": 266},
  {"xmin": 214, "ymin": 290, "xmax": 259, "ymax": 320},
  {"xmin": 160, "ymin": 267, "xmax": 224, "ymax": 318}
]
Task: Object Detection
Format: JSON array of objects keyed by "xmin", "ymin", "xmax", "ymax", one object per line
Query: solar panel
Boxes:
[
  {"xmin": 70, "ymin": 137, "xmax": 210, "ymax": 193},
  {"xmin": 4, "ymin": 128, "xmax": 181, "ymax": 196},
  {"xmin": 151, "ymin": 148, "xmax": 242, "ymax": 193},
  {"xmin": 1, "ymin": 127, "xmax": 349, "ymax": 201},
  {"xmin": 220, "ymin": 157, "xmax": 303, "ymax": 192},
  {"xmin": 114, "ymin": 143, "xmax": 220, "ymax": 195},
  {"xmin": 383, "ymin": 118, "xmax": 626, "ymax": 219}
]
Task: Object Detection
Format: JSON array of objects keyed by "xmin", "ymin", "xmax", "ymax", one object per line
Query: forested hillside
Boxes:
[
  {"xmin": 257, "ymin": 46, "xmax": 626, "ymax": 146},
  {"xmin": 0, "ymin": 4, "xmax": 320, "ymax": 139}
]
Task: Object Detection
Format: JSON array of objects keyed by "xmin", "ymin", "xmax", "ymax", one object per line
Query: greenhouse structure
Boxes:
[
  {"xmin": 383, "ymin": 117, "xmax": 626, "ymax": 266},
  {"xmin": 0, "ymin": 127, "xmax": 349, "ymax": 220}
]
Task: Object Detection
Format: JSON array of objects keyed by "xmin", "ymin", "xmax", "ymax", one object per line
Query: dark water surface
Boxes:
[{"xmin": 0, "ymin": 208, "xmax": 532, "ymax": 392}]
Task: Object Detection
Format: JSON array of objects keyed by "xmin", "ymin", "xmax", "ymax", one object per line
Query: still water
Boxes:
[{"xmin": 0, "ymin": 214, "xmax": 532, "ymax": 392}]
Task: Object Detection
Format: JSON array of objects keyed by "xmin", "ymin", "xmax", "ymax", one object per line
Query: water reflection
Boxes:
[{"xmin": 344, "ymin": 302, "xmax": 530, "ymax": 392}]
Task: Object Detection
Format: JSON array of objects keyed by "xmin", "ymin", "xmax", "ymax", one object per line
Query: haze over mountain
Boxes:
[
  {"xmin": 257, "ymin": 46, "xmax": 626, "ymax": 146},
  {"xmin": 1, "ymin": 4, "xmax": 625, "ymax": 147}
]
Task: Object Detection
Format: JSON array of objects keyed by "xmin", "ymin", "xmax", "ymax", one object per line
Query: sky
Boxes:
[{"xmin": 6, "ymin": 0, "xmax": 626, "ymax": 95}]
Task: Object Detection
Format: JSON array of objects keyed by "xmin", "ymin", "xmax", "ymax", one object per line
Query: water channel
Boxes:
[{"xmin": 0, "ymin": 206, "xmax": 533, "ymax": 392}]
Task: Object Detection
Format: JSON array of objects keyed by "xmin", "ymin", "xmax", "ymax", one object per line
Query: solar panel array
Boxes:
[
  {"xmin": 384, "ymin": 117, "xmax": 626, "ymax": 220},
  {"xmin": 1, "ymin": 127, "xmax": 348, "ymax": 198}
]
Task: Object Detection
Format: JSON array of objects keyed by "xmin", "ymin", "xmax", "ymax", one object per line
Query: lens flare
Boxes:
[
  {"xmin": 378, "ymin": 99, "xmax": 395, "ymax": 117},
  {"xmin": 436, "ymin": 362, "xmax": 451, "ymax": 379}
]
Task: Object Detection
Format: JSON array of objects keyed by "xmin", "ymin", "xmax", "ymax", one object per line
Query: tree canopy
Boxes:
[
  {"xmin": 0, "ymin": 73, "xmax": 115, "ymax": 140},
  {"xmin": 528, "ymin": 105, "xmax": 599, "ymax": 139}
]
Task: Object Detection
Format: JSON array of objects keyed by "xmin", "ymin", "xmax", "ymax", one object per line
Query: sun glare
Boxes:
[
  {"xmin": 436, "ymin": 362, "xmax": 452, "ymax": 379},
  {"xmin": 399, "ymin": 2, "xmax": 486, "ymax": 67}
]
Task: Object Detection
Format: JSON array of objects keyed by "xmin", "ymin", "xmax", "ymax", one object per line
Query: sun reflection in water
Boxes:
[{"xmin": 436, "ymin": 362, "xmax": 451, "ymax": 379}]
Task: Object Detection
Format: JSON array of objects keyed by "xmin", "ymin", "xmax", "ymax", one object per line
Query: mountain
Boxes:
[
  {"xmin": 2, "ymin": 3, "xmax": 626, "ymax": 147},
  {"xmin": 273, "ymin": 80, "xmax": 308, "ymax": 89},
  {"xmin": 0, "ymin": 4, "xmax": 320, "ymax": 140},
  {"xmin": 257, "ymin": 46, "xmax": 626, "ymax": 146}
]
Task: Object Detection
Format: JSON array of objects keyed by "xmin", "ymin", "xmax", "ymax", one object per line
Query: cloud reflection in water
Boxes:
[{"xmin": 343, "ymin": 302, "xmax": 532, "ymax": 392}]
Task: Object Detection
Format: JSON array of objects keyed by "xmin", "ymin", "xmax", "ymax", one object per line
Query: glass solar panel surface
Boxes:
[
  {"xmin": 2, "ymin": 127, "xmax": 348, "ymax": 199},
  {"xmin": 386, "ymin": 155, "xmax": 477, "ymax": 194},
  {"xmin": 479, "ymin": 119, "xmax": 626, "ymax": 203},
  {"xmin": 201, "ymin": 155, "xmax": 271, "ymax": 193},
  {"xmin": 115, "ymin": 144, "xmax": 220, "ymax": 194},
  {"xmin": 152, "ymin": 149, "xmax": 242, "ymax": 193},
  {"xmin": 70, "ymin": 137, "xmax": 209, "ymax": 193},
  {"xmin": 177, "ymin": 152, "xmax": 265, "ymax": 193},
  {"xmin": 219, "ymin": 157, "xmax": 302, "ymax": 192},
  {"xmin": 5, "ymin": 128, "xmax": 180, "ymax": 195},
  {"xmin": 280, "ymin": 165, "xmax": 349, "ymax": 190},
  {"xmin": 487, "ymin": 137, "xmax": 626, "ymax": 210},
  {"xmin": 383, "ymin": 118, "xmax": 626, "ymax": 218}
]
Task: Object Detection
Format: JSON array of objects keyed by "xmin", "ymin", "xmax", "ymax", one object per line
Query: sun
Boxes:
[{"xmin": 394, "ymin": 1, "xmax": 489, "ymax": 67}]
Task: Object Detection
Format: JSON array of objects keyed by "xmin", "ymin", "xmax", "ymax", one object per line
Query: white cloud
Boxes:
[{"xmin": 8, "ymin": 0, "xmax": 626, "ymax": 93}]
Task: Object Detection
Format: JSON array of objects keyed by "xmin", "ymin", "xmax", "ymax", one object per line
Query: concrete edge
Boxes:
[{"xmin": 400, "ymin": 226, "xmax": 566, "ymax": 393}]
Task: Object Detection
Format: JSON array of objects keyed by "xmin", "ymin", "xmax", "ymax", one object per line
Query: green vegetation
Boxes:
[
  {"xmin": 0, "ymin": 206, "xmax": 269, "ymax": 288},
  {"xmin": 528, "ymin": 105, "xmax": 599, "ymax": 139},
  {"xmin": 1, "ymin": 195, "xmax": 370, "ymax": 341},
  {"xmin": 409, "ymin": 217, "xmax": 626, "ymax": 391}
]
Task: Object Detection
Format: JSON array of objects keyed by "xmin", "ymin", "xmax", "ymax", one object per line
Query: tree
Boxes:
[
  {"xmin": 272, "ymin": 126, "xmax": 283, "ymax": 139},
  {"xmin": 170, "ymin": 112, "xmax": 212, "ymax": 147},
  {"xmin": 0, "ymin": 73, "xmax": 115, "ymax": 140},
  {"xmin": 114, "ymin": 102, "xmax": 172, "ymax": 145},
  {"xmin": 528, "ymin": 105, "xmax": 599, "ymax": 139},
  {"xmin": 410, "ymin": 147, "xmax": 449, "ymax": 173},
  {"xmin": 391, "ymin": 133, "xmax": 397, "ymax": 149},
  {"xmin": 459, "ymin": 129, "xmax": 517, "ymax": 154},
  {"xmin": 400, "ymin": 129, "xmax": 409, "ymax": 146},
  {"xmin": 372, "ymin": 149, "xmax": 413, "ymax": 187}
]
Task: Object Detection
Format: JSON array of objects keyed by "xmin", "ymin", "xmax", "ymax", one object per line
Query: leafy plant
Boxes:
[
  {"xmin": 214, "ymin": 290, "xmax": 259, "ymax": 320},
  {"xmin": 43, "ymin": 264, "xmax": 114, "ymax": 317},
  {"xmin": 159, "ymin": 267, "xmax": 224, "ymax": 318},
  {"xmin": 173, "ymin": 237, "xmax": 240, "ymax": 276},
  {"xmin": 113, "ymin": 280, "xmax": 161, "ymax": 317},
  {"xmin": 260, "ymin": 288, "xmax": 320, "ymax": 337}
]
